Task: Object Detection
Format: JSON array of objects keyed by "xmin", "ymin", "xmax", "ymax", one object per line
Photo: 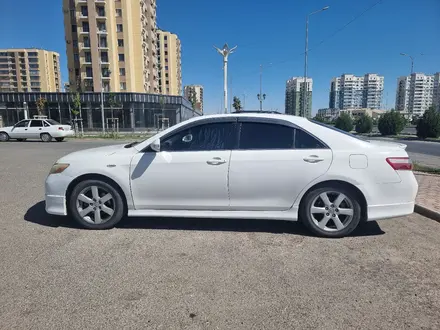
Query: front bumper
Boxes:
[{"xmin": 45, "ymin": 173, "xmax": 72, "ymax": 216}]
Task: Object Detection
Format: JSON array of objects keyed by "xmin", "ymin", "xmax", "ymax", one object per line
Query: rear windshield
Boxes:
[
  {"xmin": 45, "ymin": 119, "xmax": 60, "ymax": 125},
  {"xmin": 309, "ymin": 120, "xmax": 369, "ymax": 142}
]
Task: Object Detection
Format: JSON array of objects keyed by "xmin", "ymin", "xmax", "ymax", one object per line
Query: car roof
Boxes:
[{"xmin": 189, "ymin": 112, "xmax": 309, "ymax": 125}]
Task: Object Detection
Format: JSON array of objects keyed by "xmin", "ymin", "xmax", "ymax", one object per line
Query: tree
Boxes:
[
  {"xmin": 378, "ymin": 110, "xmax": 406, "ymax": 136},
  {"xmin": 334, "ymin": 113, "xmax": 353, "ymax": 132},
  {"xmin": 355, "ymin": 113, "xmax": 373, "ymax": 134},
  {"xmin": 70, "ymin": 92, "xmax": 81, "ymax": 118},
  {"xmin": 232, "ymin": 96, "xmax": 242, "ymax": 111},
  {"xmin": 35, "ymin": 97, "xmax": 47, "ymax": 116},
  {"xmin": 416, "ymin": 106, "xmax": 440, "ymax": 139},
  {"xmin": 313, "ymin": 113, "xmax": 327, "ymax": 123}
]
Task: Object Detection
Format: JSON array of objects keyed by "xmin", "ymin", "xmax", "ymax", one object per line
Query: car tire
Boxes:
[
  {"xmin": 55, "ymin": 137, "xmax": 64, "ymax": 142},
  {"xmin": 17, "ymin": 138, "xmax": 26, "ymax": 142},
  {"xmin": 0, "ymin": 132, "xmax": 10, "ymax": 142},
  {"xmin": 300, "ymin": 185, "xmax": 362, "ymax": 238},
  {"xmin": 40, "ymin": 133, "xmax": 52, "ymax": 142},
  {"xmin": 69, "ymin": 179, "xmax": 125, "ymax": 229}
]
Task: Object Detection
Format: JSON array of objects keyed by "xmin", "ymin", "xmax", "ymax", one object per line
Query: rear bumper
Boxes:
[
  {"xmin": 51, "ymin": 130, "xmax": 75, "ymax": 138},
  {"xmin": 367, "ymin": 201, "xmax": 415, "ymax": 221}
]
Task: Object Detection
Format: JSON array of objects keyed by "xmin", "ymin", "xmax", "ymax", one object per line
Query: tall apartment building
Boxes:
[
  {"xmin": 63, "ymin": 0, "xmax": 158, "ymax": 93},
  {"xmin": 184, "ymin": 85, "xmax": 204, "ymax": 112},
  {"xmin": 0, "ymin": 49, "xmax": 61, "ymax": 92},
  {"xmin": 329, "ymin": 74, "xmax": 384, "ymax": 110},
  {"xmin": 285, "ymin": 77, "xmax": 313, "ymax": 117},
  {"xmin": 395, "ymin": 73, "xmax": 438, "ymax": 116},
  {"xmin": 157, "ymin": 30, "xmax": 181, "ymax": 96}
]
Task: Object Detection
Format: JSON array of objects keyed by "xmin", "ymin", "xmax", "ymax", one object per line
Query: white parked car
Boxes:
[
  {"xmin": 45, "ymin": 113, "xmax": 418, "ymax": 238},
  {"xmin": 0, "ymin": 117, "xmax": 74, "ymax": 142}
]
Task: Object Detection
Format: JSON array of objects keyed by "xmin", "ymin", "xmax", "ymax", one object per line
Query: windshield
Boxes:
[
  {"xmin": 45, "ymin": 119, "xmax": 61, "ymax": 125},
  {"xmin": 309, "ymin": 120, "xmax": 369, "ymax": 142}
]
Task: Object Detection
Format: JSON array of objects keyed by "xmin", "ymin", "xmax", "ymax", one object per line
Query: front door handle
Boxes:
[
  {"xmin": 24, "ymin": 129, "xmax": 28, "ymax": 131},
  {"xmin": 303, "ymin": 155, "xmax": 324, "ymax": 163},
  {"xmin": 39, "ymin": 128, "xmax": 42, "ymax": 130},
  {"xmin": 207, "ymin": 157, "xmax": 227, "ymax": 165}
]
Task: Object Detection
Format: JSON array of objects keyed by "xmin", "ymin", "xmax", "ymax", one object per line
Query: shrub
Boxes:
[
  {"xmin": 377, "ymin": 110, "xmax": 405, "ymax": 136},
  {"xmin": 334, "ymin": 113, "xmax": 353, "ymax": 132},
  {"xmin": 355, "ymin": 114, "xmax": 373, "ymax": 134},
  {"xmin": 416, "ymin": 107, "xmax": 440, "ymax": 139}
]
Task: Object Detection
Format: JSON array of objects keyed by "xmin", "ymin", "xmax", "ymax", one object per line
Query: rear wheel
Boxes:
[
  {"xmin": 300, "ymin": 186, "xmax": 362, "ymax": 238},
  {"xmin": 40, "ymin": 133, "xmax": 52, "ymax": 142},
  {"xmin": 69, "ymin": 179, "xmax": 124, "ymax": 229},
  {"xmin": 55, "ymin": 137, "xmax": 64, "ymax": 142},
  {"xmin": 0, "ymin": 132, "xmax": 10, "ymax": 142}
]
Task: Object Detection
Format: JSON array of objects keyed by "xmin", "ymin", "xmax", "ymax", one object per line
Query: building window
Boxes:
[
  {"xmin": 116, "ymin": 8, "xmax": 122, "ymax": 17},
  {"xmin": 75, "ymin": 68, "xmax": 80, "ymax": 76},
  {"xmin": 101, "ymin": 52, "xmax": 109, "ymax": 63},
  {"xmin": 28, "ymin": 58, "xmax": 38, "ymax": 63},
  {"xmin": 29, "ymin": 63, "xmax": 39, "ymax": 69},
  {"xmin": 120, "ymin": 82, "xmax": 126, "ymax": 90},
  {"xmin": 71, "ymin": 24, "xmax": 77, "ymax": 33},
  {"xmin": 85, "ymin": 52, "xmax": 92, "ymax": 63},
  {"xmin": 99, "ymin": 36, "xmax": 107, "ymax": 48},
  {"xmin": 118, "ymin": 39, "xmax": 124, "ymax": 47},
  {"xmin": 165, "ymin": 66, "xmax": 168, "ymax": 70},
  {"xmin": 165, "ymin": 58, "xmax": 168, "ymax": 62},
  {"xmin": 98, "ymin": 22, "xmax": 106, "ymax": 32},
  {"xmin": 86, "ymin": 67, "xmax": 93, "ymax": 77},
  {"xmin": 82, "ymin": 22, "xmax": 89, "ymax": 32},
  {"xmin": 73, "ymin": 39, "xmax": 78, "ymax": 48},
  {"xmin": 118, "ymin": 54, "xmax": 125, "ymax": 62},
  {"xmin": 81, "ymin": 5, "xmax": 88, "ymax": 16},
  {"xmin": 165, "ymin": 73, "xmax": 169, "ymax": 78},
  {"xmin": 97, "ymin": 6, "xmax": 105, "ymax": 17},
  {"xmin": 165, "ymin": 51, "xmax": 168, "ymax": 55},
  {"xmin": 83, "ymin": 36, "xmax": 90, "ymax": 47},
  {"xmin": 166, "ymin": 80, "xmax": 169, "ymax": 85},
  {"xmin": 119, "ymin": 68, "xmax": 125, "ymax": 76},
  {"xmin": 164, "ymin": 36, "xmax": 167, "ymax": 40},
  {"xmin": 117, "ymin": 24, "xmax": 123, "ymax": 32}
]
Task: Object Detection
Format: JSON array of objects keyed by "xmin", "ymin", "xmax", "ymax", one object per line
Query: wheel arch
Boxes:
[
  {"xmin": 298, "ymin": 180, "xmax": 368, "ymax": 222},
  {"xmin": 65, "ymin": 173, "xmax": 128, "ymax": 216}
]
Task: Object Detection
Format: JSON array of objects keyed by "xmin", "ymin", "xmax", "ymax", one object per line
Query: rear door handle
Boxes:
[
  {"xmin": 303, "ymin": 155, "xmax": 324, "ymax": 163},
  {"xmin": 207, "ymin": 157, "xmax": 227, "ymax": 165}
]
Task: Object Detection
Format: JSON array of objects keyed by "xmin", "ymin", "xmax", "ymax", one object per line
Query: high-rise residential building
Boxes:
[
  {"xmin": 184, "ymin": 85, "xmax": 204, "ymax": 112},
  {"xmin": 0, "ymin": 49, "xmax": 61, "ymax": 92},
  {"xmin": 157, "ymin": 29, "xmax": 182, "ymax": 96},
  {"xmin": 395, "ymin": 73, "xmax": 438, "ymax": 116},
  {"xmin": 329, "ymin": 74, "xmax": 384, "ymax": 110},
  {"xmin": 432, "ymin": 73, "xmax": 440, "ymax": 111},
  {"xmin": 63, "ymin": 0, "xmax": 158, "ymax": 93},
  {"xmin": 285, "ymin": 77, "xmax": 313, "ymax": 117}
]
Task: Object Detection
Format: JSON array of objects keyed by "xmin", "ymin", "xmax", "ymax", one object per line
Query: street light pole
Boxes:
[
  {"xmin": 257, "ymin": 64, "xmax": 266, "ymax": 111},
  {"xmin": 400, "ymin": 53, "xmax": 423, "ymax": 74},
  {"xmin": 242, "ymin": 93, "xmax": 246, "ymax": 110},
  {"xmin": 214, "ymin": 44, "xmax": 237, "ymax": 114},
  {"xmin": 303, "ymin": 6, "xmax": 329, "ymax": 118}
]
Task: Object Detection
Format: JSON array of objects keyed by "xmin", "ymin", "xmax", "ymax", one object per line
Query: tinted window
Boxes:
[
  {"xmin": 30, "ymin": 120, "xmax": 43, "ymax": 127},
  {"xmin": 45, "ymin": 119, "xmax": 60, "ymax": 125},
  {"xmin": 239, "ymin": 122, "xmax": 294, "ymax": 149},
  {"xmin": 14, "ymin": 120, "xmax": 30, "ymax": 128},
  {"xmin": 295, "ymin": 129, "xmax": 326, "ymax": 149},
  {"xmin": 161, "ymin": 122, "xmax": 234, "ymax": 152},
  {"xmin": 310, "ymin": 120, "xmax": 369, "ymax": 142}
]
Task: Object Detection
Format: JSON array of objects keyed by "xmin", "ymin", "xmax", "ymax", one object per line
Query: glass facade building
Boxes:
[{"xmin": 0, "ymin": 92, "xmax": 201, "ymax": 131}]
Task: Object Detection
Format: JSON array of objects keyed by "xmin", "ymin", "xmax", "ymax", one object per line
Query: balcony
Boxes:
[
  {"xmin": 79, "ymin": 28, "xmax": 90, "ymax": 35},
  {"xmin": 97, "ymin": 29, "xmax": 108, "ymax": 34}
]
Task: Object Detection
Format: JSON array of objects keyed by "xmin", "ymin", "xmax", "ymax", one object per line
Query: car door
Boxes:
[
  {"xmin": 130, "ymin": 118, "xmax": 236, "ymax": 210},
  {"xmin": 228, "ymin": 118, "xmax": 333, "ymax": 211},
  {"xmin": 27, "ymin": 120, "xmax": 44, "ymax": 138},
  {"xmin": 9, "ymin": 120, "xmax": 31, "ymax": 139}
]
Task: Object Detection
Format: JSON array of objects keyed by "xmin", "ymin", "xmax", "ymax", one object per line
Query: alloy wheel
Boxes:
[
  {"xmin": 310, "ymin": 191, "xmax": 354, "ymax": 232},
  {"xmin": 0, "ymin": 133, "xmax": 8, "ymax": 142},
  {"xmin": 76, "ymin": 185, "xmax": 115, "ymax": 224}
]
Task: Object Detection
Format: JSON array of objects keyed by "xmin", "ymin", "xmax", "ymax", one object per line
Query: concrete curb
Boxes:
[{"xmin": 414, "ymin": 204, "xmax": 440, "ymax": 223}]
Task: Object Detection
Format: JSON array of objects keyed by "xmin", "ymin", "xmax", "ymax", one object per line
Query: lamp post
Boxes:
[
  {"xmin": 400, "ymin": 53, "xmax": 423, "ymax": 74},
  {"xmin": 214, "ymin": 44, "xmax": 237, "ymax": 114},
  {"xmin": 303, "ymin": 6, "xmax": 329, "ymax": 117},
  {"xmin": 257, "ymin": 64, "xmax": 266, "ymax": 111}
]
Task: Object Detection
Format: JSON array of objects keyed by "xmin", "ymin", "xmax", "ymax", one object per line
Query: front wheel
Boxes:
[
  {"xmin": 300, "ymin": 186, "xmax": 362, "ymax": 238},
  {"xmin": 0, "ymin": 132, "xmax": 10, "ymax": 142},
  {"xmin": 55, "ymin": 137, "xmax": 64, "ymax": 142},
  {"xmin": 69, "ymin": 179, "xmax": 125, "ymax": 229},
  {"xmin": 40, "ymin": 133, "xmax": 52, "ymax": 142}
]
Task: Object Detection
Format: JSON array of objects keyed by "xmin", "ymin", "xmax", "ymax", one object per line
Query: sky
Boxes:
[{"xmin": 0, "ymin": 0, "xmax": 439, "ymax": 115}]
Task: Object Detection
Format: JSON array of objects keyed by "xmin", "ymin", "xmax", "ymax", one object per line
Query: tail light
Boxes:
[
  {"xmin": 386, "ymin": 157, "xmax": 413, "ymax": 171},
  {"xmin": 58, "ymin": 127, "xmax": 64, "ymax": 131}
]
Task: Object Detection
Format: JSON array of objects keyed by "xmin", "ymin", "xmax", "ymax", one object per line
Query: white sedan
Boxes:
[
  {"xmin": 45, "ymin": 113, "xmax": 418, "ymax": 238},
  {"xmin": 0, "ymin": 118, "xmax": 74, "ymax": 142}
]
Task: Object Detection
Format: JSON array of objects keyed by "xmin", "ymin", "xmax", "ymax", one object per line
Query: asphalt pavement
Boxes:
[{"xmin": 1, "ymin": 140, "xmax": 440, "ymax": 329}]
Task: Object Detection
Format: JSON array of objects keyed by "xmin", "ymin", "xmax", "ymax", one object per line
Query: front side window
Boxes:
[
  {"xmin": 160, "ymin": 122, "xmax": 235, "ymax": 152},
  {"xmin": 30, "ymin": 120, "xmax": 43, "ymax": 127},
  {"xmin": 239, "ymin": 122, "xmax": 295, "ymax": 150},
  {"xmin": 15, "ymin": 120, "xmax": 30, "ymax": 128}
]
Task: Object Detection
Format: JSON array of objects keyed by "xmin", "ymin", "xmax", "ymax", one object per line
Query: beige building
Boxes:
[
  {"xmin": 63, "ymin": 0, "xmax": 158, "ymax": 93},
  {"xmin": 340, "ymin": 108, "xmax": 385, "ymax": 119},
  {"xmin": 0, "ymin": 49, "xmax": 61, "ymax": 92},
  {"xmin": 157, "ymin": 30, "xmax": 181, "ymax": 96},
  {"xmin": 184, "ymin": 85, "xmax": 204, "ymax": 112}
]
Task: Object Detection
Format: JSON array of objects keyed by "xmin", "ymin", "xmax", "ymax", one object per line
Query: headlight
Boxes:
[{"xmin": 49, "ymin": 163, "xmax": 70, "ymax": 174}]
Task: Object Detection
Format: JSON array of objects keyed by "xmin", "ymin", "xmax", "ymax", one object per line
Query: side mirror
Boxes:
[{"xmin": 150, "ymin": 138, "xmax": 160, "ymax": 152}]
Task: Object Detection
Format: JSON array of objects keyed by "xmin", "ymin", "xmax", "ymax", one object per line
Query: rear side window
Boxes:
[
  {"xmin": 295, "ymin": 129, "xmax": 326, "ymax": 149},
  {"xmin": 30, "ymin": 120, "xmax": 43, "ymax": 127},
  {"xmin": 239, "ymin": 122, "xmax": 294, "ymax": 149}
]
